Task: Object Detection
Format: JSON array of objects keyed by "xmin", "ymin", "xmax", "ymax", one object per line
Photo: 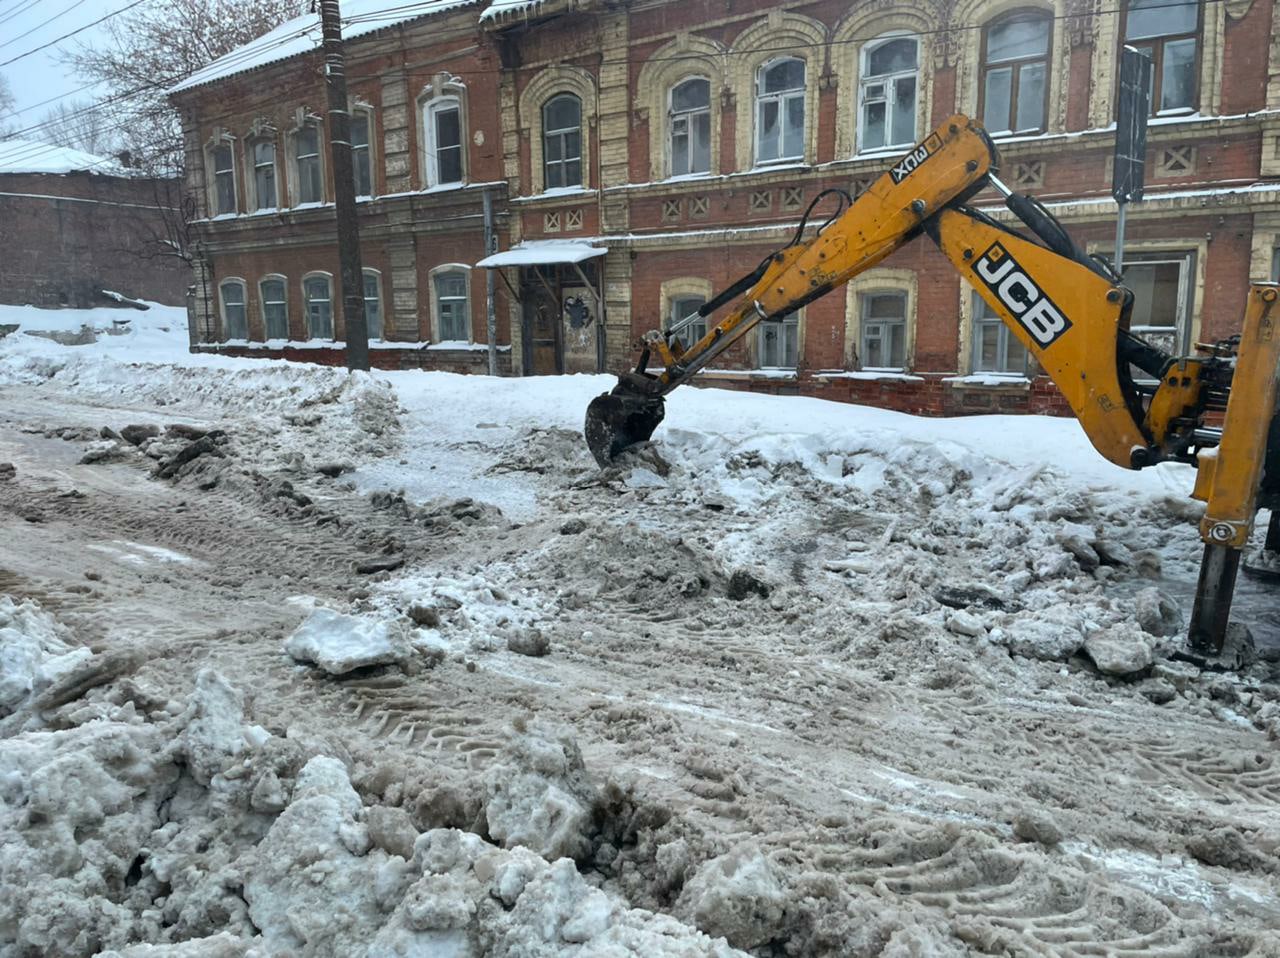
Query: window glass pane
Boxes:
[
  {"xmin": 1126, "ymin": 261, "xmax": 1182, "ymax": 329},
  {"xmin": 565, "ymin": 130, "xmax": 581, "ymax": 161},
  {"xmin": 672, "ymin": 78, "xmax": 709, "ymax": 112},
  {"xmin": 887, "ymin": 322, "xmax": 905, "ymax": 368},
  {"xmin": 545, "ymin": 158, "xmax": 563, "ymax": 189},
  {"xmin": 1272, "ymin": 247, "xmax": 1280, "ymax": 283},
  {"xmin": 221, "ymin": 282, "xmax": 244, "ymax": 306},
  {"xmin": 354, "ymin": 148, "xmax": 371, "ymax": 196},
  {"xmin": 300, "ymin": 158, "xmax": 321, "ymax": 202},
  {"xmin": 1126, "ymin": 0, "xmax": 1198, "ymax": 40},
  {"xmin": 545, "ymin": 134, "xmax": 562, "ymax": 162},
  {"xmin": 783, "ymin": 95, "xmax": 805, "ymax": 158},
  {"xmin": 783, "ymin": 320, "xmax": 798, "ymax": 368},
  {"xmin": 670, "ymin": 295, "xmax": 707, "ymax": 348},
  {"xmin": 352, "ymin": 114, "xmax": 368, "ymax": 149},
  {"xmin": 1160, "ymin": 37, "xmax": 1197, "ymax": 111},
  {"xmin": 262, "ymin": 280, "xmax": 287, "ymax": 339},
  {"xmin": 216, "ymin": 171, "xmax": 235, "ymax": 214},
  {"xmin": 435, "ymin": 107, "xmax": 460, "ymax": 148},
  {"xmin": 863, "ymin": 100, "xmax": 887, "ymax": 150},
  {"xmin": 671, "ymin": 128, "xmax": 689, "ymax": 175},
  {"xmin": 564, "ymin": 159, "xmax": 582, "ymax": 187},
  {"xmin": 437, "ymin": 272, "xmax": 467, "ymax": 298},
  {"xmin": 983, "ymin": 67, "xmax": 1013, "ymax": 131},
  {"xmin": 438, "ymin": 145, "xmax": 462, "ymax": 185},
  {"xmin": 363, "ymin": 273, "xmax": 382, "ymax": 339},
  {"xmin": 975, "ymin": 321, "xmax": 1000, "ymax": 370},
  {"xmin": 436, "ymin": 272, "xmax": 469, "ymax": 340},
  {"xmin": 762, "ymin": 59, "xmax": 804, "ymax": 94},
  {"xmin": 987, "ymin": 15, "xmax": 1049, "ymax": 62},
  {"xmin": 1006, "ymin": 330, "xmax": 1029, "ymax": 372},
  {"xmin": 214, "ymin": 145, "xmax": 232, "ymax": 173},
  {"xmin": 691, "ymin": 112, "xmax": 711, "ymax": 173},
  {"xmin": 1015, "ymin": 62, "xmax": 1046, "ymax": 131},
  {"xmin": 305, "ymin": 278, "xmax": 332, "ymax": 339},
  {"xmin": 891, "ymin": 75, "xmax": 917, "ymax": 145},
  {"xmin": 297, "ymin": 126, "xmax": 318, "ymax": 157},
  {"xmin": 544, "ymin": 95, "xmax": 580, "ymax": 131},
  {"xmin": 867, "ymin": 292, "xmax": 904, "ymax": 320},
  {"xmin": 867, "ymin": 37, "xmax": 917, "ymax": 77},
  {"xmin": 758, "ymin": 99, "xmax": 780, "ymax": 161}
]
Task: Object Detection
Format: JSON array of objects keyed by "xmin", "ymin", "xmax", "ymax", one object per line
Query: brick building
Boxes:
[
  {"xmin": 0, "ymin": 140, "xmax": 190, "ymax": 308},
  {"xmin": 171, "ymin": 0, "xmax": 1280, "ymax": 413}
]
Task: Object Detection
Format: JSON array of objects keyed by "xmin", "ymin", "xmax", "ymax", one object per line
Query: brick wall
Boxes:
[{"xmin": 0, "ymin": 171, "xmax": 190, "ymax": 308}]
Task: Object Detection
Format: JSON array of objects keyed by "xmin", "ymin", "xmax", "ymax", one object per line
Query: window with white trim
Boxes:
[
  {"xmin": 542, "ymin": 94, "xmax": 582, "ymax": 189},
  {"xmin": 859, "ymin": 35, "xmax": 919, "ymax": 153},
  {"xmin": 1124, "ymin": 250, "xmax": 1196, "ymax": 359},
  {"xmin": 1123, "ymin": 0, "xmax": 1200, "ymax": 115},
  {"xmin": 981, "ymin": 11, "xmax": 1051, "ymax": 135},
  {"xmin": 250, "ymin": 139, "xmax": 277, "ymax": 210},
  {"xmin": 759, "ymin": 315, "xmax": 800, "ymax": 368},
  {"xmin": 860, "ymin": 290, "xmax": 907, "ymax": 370},
  {"xmin": 435, "ymin": 270, "xmax": 470, "ymax": 341},
  {"xmin": 294, "ymin": 122, "xmax": 323, "ymax": 204},
  {"xmin": 260, "ymin": 277, "xmax": 288, "ymax": 340},
  {"xmin": 211, "ymin": 141, "xmax": 236, "ymax": 215},
  {"xmin": 669, "ymin": 78, "xmax": 711, "ymax": 176},
  {"xmin": 755, "ymin": 58, "xmax": 805, "ymax": 165},
  {"xmin": 219, "ymin": 279, "xmax": 247, "ymax": 340},
  {"xmin": 425, "ymin": 97, "xmax": 463, "ymax": 187},
  {"xmin": 972, "ymin": 292, "xmax": 1029, "ymax": 375},
  {"xmin": 352, "ymin": 110, "xmax": 373, "ymax": 196},
  {"xmin": 363, "ymin": 270, "xmax": 383, "ymax": 340},
  {"xmin": 669, "ymin": 295, "xmax": 707, "ymax": 350},
  {"xmin": 303, "ymin": 274, "xmax": 334, "ymax": 339}
]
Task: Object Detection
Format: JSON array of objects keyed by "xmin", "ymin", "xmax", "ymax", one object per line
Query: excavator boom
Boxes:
[{"xmin": 584, "ymin": 114, "xmax": 1280, "ymax": 654}]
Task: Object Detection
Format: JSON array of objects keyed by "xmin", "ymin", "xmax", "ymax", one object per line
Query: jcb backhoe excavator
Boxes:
[{"xmin": 584, "ymin": 115, "xmax": 1280, "ymax": 657}]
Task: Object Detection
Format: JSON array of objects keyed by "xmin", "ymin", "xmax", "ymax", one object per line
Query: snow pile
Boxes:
[
  {"xmin": 0, "ymin": 597, "xmax": 92, "ymax": 729},
  {"xmin": 0, "ymin": 138, "xmax": 125, "ymax": 175}
]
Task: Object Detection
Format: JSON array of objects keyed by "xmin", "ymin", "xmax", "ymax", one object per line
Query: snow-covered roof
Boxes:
[
  {"xmin": 479, "ymin": 0, "xmax": 558, "ymax": 23},
  {"xmin": 476, "ymin": 240, "xmax": 606, "ymax": 268},
  {"xmin": 169, "ymin": 0, "xmax": 481, "ymax": 94},
  {"xmin": 0, "ymin": 138, "xmax": 124, "ymax": 176}
]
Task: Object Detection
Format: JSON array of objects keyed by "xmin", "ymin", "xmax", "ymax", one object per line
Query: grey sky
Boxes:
[{"xmin": 0, "ymin": 0, "xmax": 111, "ymax": 138}]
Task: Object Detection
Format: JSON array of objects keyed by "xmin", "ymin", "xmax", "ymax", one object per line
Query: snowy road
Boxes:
[{"xmin": 1, "ymin": 308, "xmax": 1279, "ymax": 956}]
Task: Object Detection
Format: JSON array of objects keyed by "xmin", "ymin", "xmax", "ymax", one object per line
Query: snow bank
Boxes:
[{"xmin": 0, "ymin": 138, "xmax": 125, "ymax": 175}]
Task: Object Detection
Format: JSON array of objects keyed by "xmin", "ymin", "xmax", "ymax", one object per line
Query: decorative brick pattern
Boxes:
[
  {"xmin": 543, "ymin": 211, "xmax": 561, "ymax": 232},
  {"xmin": 749, "ymin": 190, "xmax": 771, "ymax": 213},
  {"xmin": 781, "ymin": 186, "xmax": 804, "ymax": 210},
  {"xmin": 1011, "ymin": 161, "xmax": 1045, "ymax": 190},
  {"xmin": 689, "ymin": 196, "xmax": 710, "ymax": 217},
  {"xmin": 1156, "ymin": 145, "xmax": 1196, "ymax": 177},
  {"xmin": 662, "ymin": 198, "xmax": 682, "ymax": 222},
  {"xmin": 564, "ymin": 208, "xmax": 583, "ymax": 231}
]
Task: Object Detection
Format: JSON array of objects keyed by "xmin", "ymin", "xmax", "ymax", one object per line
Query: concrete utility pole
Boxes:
[
  {"xmin": 483, "ymin": 189, "xmax": 498, "ymax": 376},
  {"xmin": 319, "ymin": 0, "xmax": 369, "ymax": 371}
]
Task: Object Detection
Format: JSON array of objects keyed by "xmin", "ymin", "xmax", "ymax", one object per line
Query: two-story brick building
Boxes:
[{"xmin": 170, "ymin": 0, "xmax": 1280, "ymax": 414}]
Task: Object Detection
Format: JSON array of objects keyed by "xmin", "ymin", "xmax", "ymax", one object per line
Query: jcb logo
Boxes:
[
  {"xmin": 889, "ymin": 133, "xmax": 942, "ymax": 184},
  {"xmin": 973, "ymin": 243, "xmax": 1073, "ymax": 349}
]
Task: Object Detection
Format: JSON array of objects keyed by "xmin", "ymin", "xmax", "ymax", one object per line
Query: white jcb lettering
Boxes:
[
  {"xmin": 975, "ymin": 254, "xmax": 1013, "ymax": 285},
  {"xmin": 997, "ymin": 271, "xmax": 1039, "ymax": 315},
  {"xmin": 1022, "ymin": 298, "xmax": 1068, "ymax": 345}
]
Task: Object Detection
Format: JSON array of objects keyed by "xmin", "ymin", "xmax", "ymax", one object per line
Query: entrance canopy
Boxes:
[{"xmin": 477, "ymin": 240, "xmax": 606, "ymax": 269}]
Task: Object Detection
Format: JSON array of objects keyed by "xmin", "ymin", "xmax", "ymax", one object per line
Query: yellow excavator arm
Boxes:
[{"xmin": 584, "ymin": 114, "xmax": 1280, "ymax": 656}]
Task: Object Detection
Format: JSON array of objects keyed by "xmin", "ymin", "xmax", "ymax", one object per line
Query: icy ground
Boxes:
[{"xmin": 1, "ymin": 305, "xmax": 1279, "ymax": 957}]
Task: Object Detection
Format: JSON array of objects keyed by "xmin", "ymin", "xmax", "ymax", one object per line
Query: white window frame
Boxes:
[
  {"xmin": 970, "ymin": 291, "xmax": 1030, "ymax": 376},
  {"xmin": 859, "ymin": 289, "xmax": 909, "ymax": 371},
  {"xmin": 248, "ymin": 137, "xmax": 278, "ymax": 211},
  {"xmin": 754, "ymin": 57, "xmax": 806, "ymax": 167},
  {"xmin": 542, "ymin": 93, "xmax": 583, "ymax": 190},
  {"xmin": 1123, "ymin": 249, "xmax": 1197, "ymax": 359},
  {"xmin": 980, "ymin": 10, "xmax": 1053, "ymax": 136},
  {"xmin": 668, "ymin": 76, "xmax": 712, "ymax": 178},
  {"xmin": 351, "ymin": 107, "xmax": 375, "ymax": 197},
  {"xmin": 259, "ymin": 274, "xmax": 289, "ymax": 341},
  {"xmin": 208, "ymin": 137, "xmax": 237, "ymax": 216},
  {"xmin": 668, "ymin": 294, "xmax": 707, "ymax": 350},
  {"xmin": 363, "ymin": 268, "xmax": 384, "ymax": 341},
  {"xmin": 857, "ymin": 33, "xmax": 920, "ymax": 154},
  {"xmin": 431, "ymin": 265, "xmax": 472, "ymax": 343},
  {"xmin": 758, "ymin": 313, "xmax": 801, "ymax": 369},
  {"xmin": 424, "ymin": 96, "xmax": 465, "ymax": 188},
  {"xmin": 219, "ymin": 278, "xmax": 248, "ymax": 341},
  {"xmin": 302, "ymin": 271, "xmax": 335, "ymax": 340},
  {"xmin": 1122, "ymin": 0, "xmax": 1202, "ymax": 117},
  {"xmin": 293, "ymin": 121, "xmax": 324, "ymax": 205}
]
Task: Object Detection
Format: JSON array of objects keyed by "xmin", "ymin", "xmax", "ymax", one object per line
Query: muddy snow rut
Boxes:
[{"xmin": 2, "ymin": 380, "xmax": 1280, "ymax": 956}]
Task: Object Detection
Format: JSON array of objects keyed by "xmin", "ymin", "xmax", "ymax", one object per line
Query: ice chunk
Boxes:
[{"xmin": 284, "ymin": 608, "xmax": 409, "ymax": 675}]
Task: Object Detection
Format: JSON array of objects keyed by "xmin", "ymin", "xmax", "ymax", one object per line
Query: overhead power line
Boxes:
[
  {"xmin": 0, "ymin": 0, "xmax": 92, "ymax": 51},
  {"xmin": 0, "ymin": 0, "xmax": 154, "ymax": 68}
]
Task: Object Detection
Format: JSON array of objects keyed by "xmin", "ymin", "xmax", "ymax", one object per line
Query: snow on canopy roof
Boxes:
[
  {"xmin": 479, "ymin": 0, "xmax": 557, "ymax": 23},
  {"xmin": 476, "ymin": 240, "xmax": 606, "ymax": 267},
  {"xmin": 168, "ymin": 0, "xmax": 481, "ymax": 94},
  {"xmin": 0, "ymin": 138, "xmax": 124, "ymax": 175}
]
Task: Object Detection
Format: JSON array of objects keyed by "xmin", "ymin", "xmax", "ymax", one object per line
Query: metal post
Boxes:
[
  {"xmin": 483, "ymin": 189, "xmax": 497, "ymax": 376},
  {"xmin": 1113, "ymin": 201, "xmax": 1128, "ymax": 276},
  {"xmin": 319, "ymin": 0, "xmax": 369, "ymax": 372}
]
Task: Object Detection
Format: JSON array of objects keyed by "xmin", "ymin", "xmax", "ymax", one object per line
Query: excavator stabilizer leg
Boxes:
[
  {"xmin": 585, "ymin": 384, "xmax": 666, "ymax": 467},
  {"xmin": 1187, "ymin": 285, "xmax": 1280, "ymax": 653}
]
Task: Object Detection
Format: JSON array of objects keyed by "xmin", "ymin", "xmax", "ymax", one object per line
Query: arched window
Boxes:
[
  {"xmin": 859, "ymin": 35, "xmax": 919, "ymax": 152},
  {"xmin": 755, "ymin": 58, "xmax": 805, "ymax": 165},
  {"xmin": 363, "ymin": 269, "xmax": 383, "ymax": 340},
  {"xmin": 860, "ymin": 290, "xmax": 908, "ymax": 370},
  {"xmin": 219, "ymin": 279, "xmax": 247, "ymax": 340},
  {"xmin": 669, "ymin": 78, "xmax": 711, "ymax": 177},
  {"xmin": 208, "ymin": 137, "xmax": 237, "ymax": 215},
  {"xmin": 980, "ymin": 10, "xmax": 1052, "ymax": 135},
  {"xmin": 303, "ymin": 273, "xmax": 333, "ymax": 339},
  {"xmin": 433, "ymin": 268, "xmax": 471, "ymax": 342},
  {"xmin": 248, "ymin": 138, "xmax": 278, "ymax": 210},
  {"xmin": 424, "ymin": 96, "xmax": 464, "ymax": 187},
  {"xmin": 1122, "ymin": 0, "xmax": 1200, "ymax": 114},
  {"xmin": 260, "ymin": 275, "xmax": 288, "ymax": 340},
  {"xmin": 293, "ymin": 121, "xmax": 324, "ymax": 204},
  {"xmin": 542, "ymin": 94, "xmax": 582, "ymax": 189},
  {"xmin": 352, "ymin": 107, "xmax": 374, "ymax": 196}
]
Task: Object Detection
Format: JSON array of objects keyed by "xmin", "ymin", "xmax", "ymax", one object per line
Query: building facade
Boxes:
[{"xmin": 172, "ymin": 0, "xmax": 1280, "ymax": 413}]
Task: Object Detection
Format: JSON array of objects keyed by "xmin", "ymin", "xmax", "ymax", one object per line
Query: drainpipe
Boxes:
[{"xmin": 483, "ymin": 188, "xmax": 498, "ymax": 375}]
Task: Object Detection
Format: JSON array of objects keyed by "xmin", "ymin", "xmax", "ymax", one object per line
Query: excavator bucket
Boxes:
[{"xmin": 584, "ymin": 384, "xmax": 665, "ymax": 467}]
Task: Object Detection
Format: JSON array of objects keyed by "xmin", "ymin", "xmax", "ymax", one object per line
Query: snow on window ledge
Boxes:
[
  {"xmin": 513, "ymin": 185, "xmax": 596, "ymax": 203},
  {"xmin": 699, "ymin": 367, "xmax": 798, "ymax": 380},
  {"xmin": 201, "ymin": 339, "xmax": 509, "ymax": 352},
  {"xmin": 815, "ymin": 370, "xmax": 924, "ymax": 382},
  {"xmin": 942, "ymin": 374, "xmax": 1031, "ymax": 388},
  {"xmin": 426, "ymin": 341, "xmax": 502, "ymax": 351}
]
